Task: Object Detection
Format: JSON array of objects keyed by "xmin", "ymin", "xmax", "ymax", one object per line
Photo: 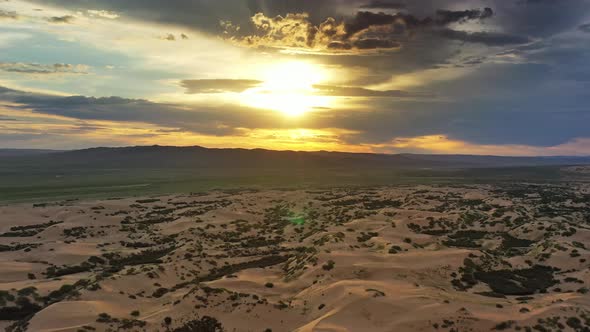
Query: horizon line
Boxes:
[{"xmin": 2, "ymin": 144, "xmax": 590, "ymax": 159}]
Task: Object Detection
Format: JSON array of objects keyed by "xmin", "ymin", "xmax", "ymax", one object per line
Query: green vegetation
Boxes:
[
  {"xmin": 0, "ymin": 297, "xmax": 42, "ymax": 321},
  {"xmin": 454, "ymin": 258, "xmax": 558, "ymax": 296},
  {"xmin": 322, "ymin": 260, "xmax": 335, "ymax": 271},
  {"xmin": 0, "ymin": 221, "xmax": 63, "ymax": 237},
  {"xmin": 172, "ymin": 316, "xmax": 224, "ymax": 332}
]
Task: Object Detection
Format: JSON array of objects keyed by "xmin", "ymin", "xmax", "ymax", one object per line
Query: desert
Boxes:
[{"xmin": 2, "ymin": 182, "xmax": 590, "ymax": 331}]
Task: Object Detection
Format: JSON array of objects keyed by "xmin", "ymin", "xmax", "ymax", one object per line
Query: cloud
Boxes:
[
  {"xmin": 224, "ymin": 7, "xmax": 498, "ymax": 54},
  {"xmin": 29, "ymin": 0, "xmax": 254, "ymax": 34},
  {"xmin": 26, "ymin": 0, "xmax": 590, "ymax": 40},
  {"xmin": 312, "ymin": 85, "xmax": 430, "ymax": 98},
  {"xmin": 3, "ymin": 1, "xmax": 590, "ymax": 155},
  {"xmin": 179, "ymin": 79, "xmax": 427, "ymax": 98},
  {"xmin": 231, "ymin": 11, "xmax": 404, "ymax": 52},
  {"xmin": 181, "ymin": 79, "xmax": 263, "ymax": 93},
  {"xmin": 343, "ymin": 8, "xmax": 493, "ymax": 37},
  {"xmin": 85, "ymin": 10, "xmax": 119, "ymax": 19},
  {"xmin": 384, "ymin": 135, "xmax": 590, "ymax": 156},
  {"xmin": 492, "ymin": 0, "xmax": 590, "ymax": 37},
  {"xmin": 0, "ymin": 86, "xmax": 16, "ymax": 94},
  {"xmin": 0, "ymin": 86, "xmax": 278, "ymax": 137},
  {"xmin": 47, "ymin": 15, "xmax": 75, "ymax": 24},
  {"xmin": 162, "ymin": 34, "xmax": 176, "ymax": 41},
  {"xmin": 343, "ymin": 11, "xmax": 415, "ymax": 38},
  {"xmin": 2, "ymin": 82, "xmax": 590, "ymax": 155},
  {"xmin": 360, "ymin": 1, "xmax": 406, "ymax": 10},
  {"xmin": 238, "ymin": 12, "xmax": 330, "ymax": 50},
  {"xmin": 437, "ymin": 29, "xmax": 532, "ymax": 46},
  {"xmin": 0, "ymin": 10, "xmax": 19, "ymax": 20},
  {"xmin": 580, "ymin": 23, "xmax": 590, "ymax": 33},
  {"xmin": 157, "ymin": 33, "xmax": 189, "ymax": 41},
  {"xmin": 353, "ymin": 38, "xmax": 401, "ymax": 50},
  {"xmin": 0, "ymin": 115, "xmax": 18, "ymax": 122},
  {"xmin": 434, "ymin": 8, "xmax": 493, "ymax": 25},
  {"xmin": 0, "ymin": 62, "xmax": 90, "ymax": 75}
]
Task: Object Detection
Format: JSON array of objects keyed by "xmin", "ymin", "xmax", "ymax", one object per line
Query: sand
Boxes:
[{"xmin": 1, "ymin": 183, "xmax": 590, "ymax": 331}]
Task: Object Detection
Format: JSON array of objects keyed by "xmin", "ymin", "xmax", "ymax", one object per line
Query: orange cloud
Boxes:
[{"xmin": 383, "ymin": 135, "xmax": 590, "ymax": 156}]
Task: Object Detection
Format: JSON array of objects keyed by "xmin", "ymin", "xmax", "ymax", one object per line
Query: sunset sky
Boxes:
[{"xmin": 1, "ymin": 0, "xmax": 589, "ymax": 155}]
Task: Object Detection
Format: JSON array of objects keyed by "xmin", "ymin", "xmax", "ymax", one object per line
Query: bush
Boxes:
[
  {"xmin": 96, "ymin": 313, "xmax": 112, "ymax": 323},
  {"xmin": 322, "ymin": 260, "xmax": 335, "ymax": 271},
  {"xmin": 475, "ymin": 266, "xmax": 558, "ymax": 296},
  {"xmin": 152, "ymin": 288, "xmax": 169, "ymax": 298},
  {"xmin": 0, "ymin": 298, "xmax": 42, "ymax": 320},
  {"xmin": 46, "ymin": 284, "xmax": 79, "ymax": 302},
  {"xmin": 172, "ymin": 316, "xmax": 223, "ymax": 332}
]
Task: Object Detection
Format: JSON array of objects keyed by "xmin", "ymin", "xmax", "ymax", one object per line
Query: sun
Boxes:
[{"xmin": 240, "ymin": 61, "xmax": 331, "ymax": 116}]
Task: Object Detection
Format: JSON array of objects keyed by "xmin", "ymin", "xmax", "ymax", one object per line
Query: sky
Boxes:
[{"xmin": 0, "ymin": 0, "xmax": 589, "ymax": 155}]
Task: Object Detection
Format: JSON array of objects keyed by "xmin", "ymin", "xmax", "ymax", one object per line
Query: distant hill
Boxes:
[
  {"xmin": 2, "ymin": 145, "xmax": 590, "ymax": 202},
  {"xmin": 2, "ymin": 145, "xmax": 589, "ymax": 170}
]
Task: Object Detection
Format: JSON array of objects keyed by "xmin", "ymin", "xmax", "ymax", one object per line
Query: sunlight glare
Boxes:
[{"xmin": 241, "ymin": 61, "xmax": 331, "ymax": 116}]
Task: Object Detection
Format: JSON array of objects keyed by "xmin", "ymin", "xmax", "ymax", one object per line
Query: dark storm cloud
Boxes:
[
  {"xmin": 360, "ymin": 1, "xmax": 406, "ymax": 10},
  {"xmin": 437, "ymin": 29, "xmax": 532, "ymax": 46},
  {"xmin": 315, "ymin": 103, "xmax": 590, "ymax": 148},
  {"xmin": 28, "ymin": 0, "xmax": 500, "ymax": 55},
  {"xmin": 30, "ymin": 0, "xmax": 347, "ymax": 28},
  {"xmin": 343, "ymin": 11, "xmax": 412, "ymax": 37},
  {"xmin": 27, "ymin": 0, "xmax": 590, "ymax": 39},
  {"xmin": 343, "ymin": 8, "xmax": 493, "ymax": 37},
  {"xmin": 492, "ymin": 0, "xmax": 590, "ymax": 37},
  {"xmin": 580, "ymin": 23, "xmax": 590, "ymax": 33},
  {"xmin": 0, "ymin": 86, "xmax": 282, "ymax": 136},
  {"xmin": 316, "ymin": 58, "xmax": 590, "ymax": 146},
  {"xmin": 181, "ymin": 79, "xmax": 263, "ymax": 93},
  {"xmin": 0, "ymin": 86, "xmax": 17, "ymax": 94},
  {"xmin": 352, "ymin": 38, "xmax": 401, "ymax": 50},
  {"xmin": 22, "ymin": 0, "xmax": 552, "ymax": 72},
  {"xmin": 227, "ymin": 7, "xmax": 497, "ymax": 53},
  {"xmin": 301, "ymin": 61, "xmax": 590, "ymax": 147},
  {"xmin": 434, "ymin": 8, "xmax": 494, "ymax": 25}
]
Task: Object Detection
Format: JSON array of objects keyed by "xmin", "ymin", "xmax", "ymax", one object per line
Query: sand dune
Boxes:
[{"xmin": 1, "ymin": 184, "xmax": 590, "ymax": 331}]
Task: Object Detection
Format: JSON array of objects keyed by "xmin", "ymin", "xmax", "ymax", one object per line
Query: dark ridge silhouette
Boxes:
[{"xmin": 2, "ymin": 145, "xmax": 589, "ymax": 170}]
